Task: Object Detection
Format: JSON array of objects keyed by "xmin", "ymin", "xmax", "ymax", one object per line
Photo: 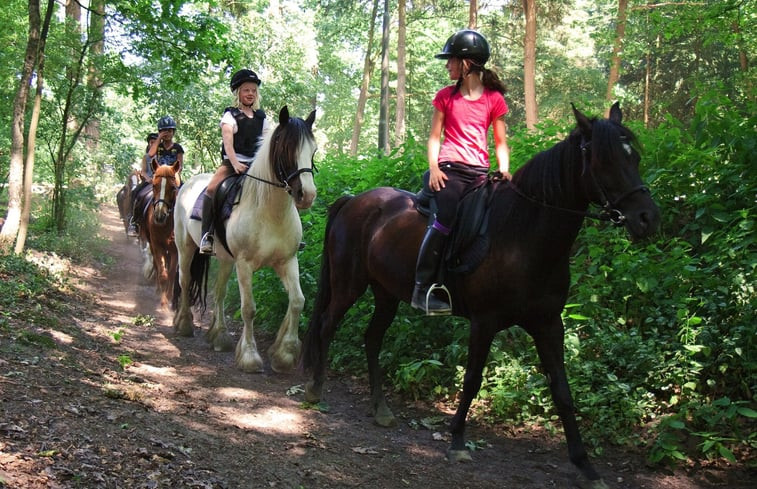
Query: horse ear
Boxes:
[
  {"xmin": 279, "ymin": 106, "xmax": 290, "ymax": 125},
  {"xmin": 151, "ymin": 157, "xmax": 159, "ymax": 174},
  {"xmin": 571, "ymin": 103, "xmax": 592, "ymax": 136},
  {"xmin": 306, "ymin": 109, "xmax": 316, "ymax": 129},
  {"xmin": 608, "ymin": 102, "xmax": 623, "ymax": 124}
]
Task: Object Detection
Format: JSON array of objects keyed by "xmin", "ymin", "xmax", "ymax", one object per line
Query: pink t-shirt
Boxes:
[{"xmin": 433, "ymin": 85, "xmax": 508, "ymax": 168}]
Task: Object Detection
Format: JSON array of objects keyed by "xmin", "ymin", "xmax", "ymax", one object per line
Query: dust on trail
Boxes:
[{"xmin": 0, "ymin": 203, "xmax": 746, "ymax": 489}]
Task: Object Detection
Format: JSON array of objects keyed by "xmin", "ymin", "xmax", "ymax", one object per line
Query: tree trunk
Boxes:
[
  {"xmin": 52, "ymin": 41, "xmax": 93, "ymax": 233},
  {"xmin": 16, "ymin": 0, "xmax": 55, "ymax": 254},
  {"xmin": 0, "ymin": 0, "xmax": 41, "ymax": 254},
  {"xmin": 606, "ymin": 0, "xmax": 629, "ymax": 103},
  {"xmin": 394, "ymin": 0, "xmax": 407, "ymax": 147},
  {"xmin": 468, "ymin": 0, "xmax": 478, "ymax": 29},
  {"xmin": 378, "ymin": 0, "xmax": 390, "ymax": 154},
  {"xmin": 522, "ymin": 0, "xmax": 538, "ymax": 130},
  {"xmin": 84, "ymin": 0, "xmax": 105, "ymax": 151},
  {"xmin": 350, "ymin": 0, "xmax": 379, "ymax": 156}
]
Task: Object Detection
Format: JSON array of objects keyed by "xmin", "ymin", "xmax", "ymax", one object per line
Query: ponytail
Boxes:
[
  {"xmin": 481, "ymin": 68, "xmax": 507, "ymax": 95},
  {"xmin": 453, "ymin": 59, "xmax": 508, "ymax": 96}
]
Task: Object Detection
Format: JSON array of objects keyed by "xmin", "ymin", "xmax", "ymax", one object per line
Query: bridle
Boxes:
[
  {"xmin": 243, "ymin": 158, "xmax": 317, "ymax": 195},
  {"xmin": 508, "ymin": 136, "xmax": 649, "ymax": 226},
  {"xmin": 152, "ymin": 176, "xmax": 178, "ymax": 215},
  {"xmin": 242, "ymin": 127, "xmax": 317, "ymax": 195}
]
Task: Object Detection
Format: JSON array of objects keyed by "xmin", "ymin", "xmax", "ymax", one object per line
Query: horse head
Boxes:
[
  {"xmin": 572, "ymin": 102, "xmax": 660, "ymax": 241},
  {"xmin": 270, "ymin": 106, "xmax": 318, "ymax": 210},
  {"xmin": 151, "ymin": 161, "xmax": 180, "ymax": 225}
]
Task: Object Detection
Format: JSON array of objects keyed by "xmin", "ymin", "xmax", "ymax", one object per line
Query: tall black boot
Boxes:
[
  {"xmin": 411, "ymin": 226, "xmax": 452, "ymax": 316},
  {"xmin": 199, "ymin": 193, "xmax": 215, "ymax": 255},
  {"xmin": 127, "ymin": 196, "xmax": 139, "ymax": 237}
]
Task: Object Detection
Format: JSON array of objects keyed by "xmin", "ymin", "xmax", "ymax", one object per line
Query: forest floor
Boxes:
[{"xmin": 0, "ymin": 203, "xmax": 753, "ymax": 489}]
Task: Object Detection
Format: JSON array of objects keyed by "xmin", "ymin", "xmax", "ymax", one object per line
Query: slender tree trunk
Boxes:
[
  {"xmin": 0, "ymin": 0, "xmax": 41, "ymax": 254},
  {"xmin": 644, "ymin": 49, "xmax": 651, "ymax": 127},
  {"xmin": 394, "ymin": 0, "xmax": 407, "ymax": 147},
  {"xmin": 522, "ymin": 0, "xmax": 538, "ymax": 130},
  {"xmin": 350, "ymin": 0, "xmax": 379, "ymax": 156},
  {"xmin": 16, "ymin": 0, "xmax": 55, "ymax": 254},
  {"xmin": 606, "ymin": 0, "xmax": 629, "ymax": 103},
  {"xmin": 53, "ymin": 41, "xmax": 92, "ymax": 233},
  {"xmin": 378, "ymin": 0, "xmax": 390, "ymax": 154},
  {"xmin": 468, "ymin": 0, "xmax": 478, "ymax": 29},
  {"xmin": 84, "ymin": 0, "xmax": 105, "ymax": 150}
]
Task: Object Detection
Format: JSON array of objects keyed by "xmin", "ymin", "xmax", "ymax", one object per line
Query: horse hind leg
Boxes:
[
  {"xmin": 206, "ymin": 260, "xmax": 235, "ymax": 352},
  {"xmin": 173, "ymin": 247, "xmax": 196, "ymax": 336},
  {"xmin": 303, "ymin": 288, "xmax": 364, "ymax": 404},
  {"xmin": 365, "ymin": 287, "xmax": 400, "ymax": 427}
]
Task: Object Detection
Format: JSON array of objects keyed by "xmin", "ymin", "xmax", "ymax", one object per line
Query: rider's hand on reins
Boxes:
[{"xmin": 490, "ymin": 170, "xmax": 512, "ymax": 182}]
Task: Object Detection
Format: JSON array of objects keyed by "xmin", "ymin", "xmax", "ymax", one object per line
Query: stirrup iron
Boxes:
[{"xmin": 425, "ymin": 283, "xmax": 452, "ymax": 316}]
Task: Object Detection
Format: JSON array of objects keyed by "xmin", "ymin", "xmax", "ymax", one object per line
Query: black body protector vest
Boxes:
[{"xmin": 220, "ymin": 107, "xmax": 266, "ymax": 160}]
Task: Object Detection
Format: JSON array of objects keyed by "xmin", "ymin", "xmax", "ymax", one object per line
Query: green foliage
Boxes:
[{"xmin": 0, "ymin": 253, "xmax": 65, "ymax": 343}]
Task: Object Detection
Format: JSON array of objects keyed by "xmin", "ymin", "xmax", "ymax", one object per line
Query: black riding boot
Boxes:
[
  {"xmin": 199, "ymin": 194, "xmax": 215, "ymax": 255},
  {"xmin": 127, "ymin": 199, "xmax": 139, "ymax": 237},
  {"xmin": 411, "ymin": 226, "xmax": 452, "ymax": 316}
]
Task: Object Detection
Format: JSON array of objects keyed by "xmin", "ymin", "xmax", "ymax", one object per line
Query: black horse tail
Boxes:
[
  {"xmin": 301, "ymin": 195, "xmax": 353, "ymax": 374},
  {"xmin": 171, "ymin": 248, "xmax": 210, "ymax": 312}
]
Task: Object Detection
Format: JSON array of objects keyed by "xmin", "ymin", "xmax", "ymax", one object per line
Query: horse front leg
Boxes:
[
  {"xmin": 267, "ymin": 257, "xmax": 304, "ymax": 373},
  {"xmin": 234, "ymin": 260, "xmax": 264, "ymax": 373},
  {"xmin": 448, "ymin": 320, "xmax": 496, "ymax": 462},
  {"xmin": 531, "ymin": 316, "xmax": 607, "ymax": 488},
  {"xmin": 365, "ymin": 287, "xmax": 400, "ymax": 427},
  {"xmin": 206, "ymin": 260, "xmax": 235, "ymax": 352}
]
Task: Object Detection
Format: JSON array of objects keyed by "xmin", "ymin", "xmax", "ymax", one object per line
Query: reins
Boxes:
[{"xmin": 506, "ymin": 136, "xmax": 649, "ymax": 226}]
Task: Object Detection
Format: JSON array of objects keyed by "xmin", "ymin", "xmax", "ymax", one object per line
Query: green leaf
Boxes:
[
  {"xmin": 718, "ymin": 445, "xmax": 736, "ymax": 463},
  {"xmin": 736, "ymin": 407, "xmax": 757, "ymax": 418}
]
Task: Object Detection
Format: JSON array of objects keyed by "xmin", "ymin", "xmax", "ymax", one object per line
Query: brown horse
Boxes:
[
  {"xmin": 116, "ymin": 169, "xmax": 144, "ymax": 234},
  {"xmin": 140, "ymin": 160, "xmax": 180, "ymax": 308},
  {"xmin": 301, "ymin": 104, "xmax": 660, "ymax": 488}
]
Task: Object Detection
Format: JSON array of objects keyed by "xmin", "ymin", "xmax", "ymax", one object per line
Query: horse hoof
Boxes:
[
  {"xmin": 304, "ymin": 381, "xmax": 321, "ymax": 403},
  {"xmin": 446, "ymin": 449, "xmax": 473, "ymax": 463},
  {"xmin": 373, "ymin": 413, "xmax": 398, "ymax": 428},
  {"xmin": 211, "ymin": 334, "xmax": 234, "ymax": 352},
  {"xmin": 575, "ymin": 475, "xmax": 609, "ymax": 489}
]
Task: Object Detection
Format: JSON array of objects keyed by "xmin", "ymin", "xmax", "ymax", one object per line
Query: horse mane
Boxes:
[
  {"xmin": 244, "ymin": 115, "xmax": 315, "ymax": 207},
  {"xmin": 488, "ymin": 112, "xmax": 638, "ymax": 237}
]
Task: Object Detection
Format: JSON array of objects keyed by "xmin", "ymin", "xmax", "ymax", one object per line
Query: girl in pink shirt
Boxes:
[{"xmin": 412, "ymin": 29, "xmax": 511, "ymax": 315}]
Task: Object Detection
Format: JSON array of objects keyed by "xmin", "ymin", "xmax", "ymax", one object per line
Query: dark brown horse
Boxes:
[
  {"xmin": 301, "ymin": 104, "xmax": 660, "ymax": 488},
  {"xmin": 116, "ymin": 169, "xmax": 144, "ymax": 234},
  {"xmin": 140, "ymin": 160, "xmax": 180, "ymax": 308}
]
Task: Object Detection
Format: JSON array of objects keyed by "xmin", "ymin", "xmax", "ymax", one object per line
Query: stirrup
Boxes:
[
  {"xmin": 424, "ymin": 283, "xmax": 452, "ymax": 316},
  {"xmin": 199, "ymin": 234, "xmax": 215, "ymax": 255},
  {"xmin": 127, "ymin": 223, "xmax": 138, "ymax": 237}
]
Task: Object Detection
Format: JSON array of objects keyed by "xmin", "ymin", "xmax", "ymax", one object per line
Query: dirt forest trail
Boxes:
[{"xmin": 1, "ymin": 202, "xmax": 751, "ymax": 489}]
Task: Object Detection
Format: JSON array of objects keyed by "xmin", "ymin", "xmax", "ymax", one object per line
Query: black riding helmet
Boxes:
[
  {"xmin": 147, "ymin": 132, "xmax": 158, "ymax": 142},
  {"xmin": 435, "ymin": 29, "xmax": 490, "ymax": 65},
  {"xmin": 157, "ymin": 116, "xmax": 176, "ymax": 131},
  {"xmin": 230, "ymin": 69, "xmax": 262, "ymax": 92}
]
